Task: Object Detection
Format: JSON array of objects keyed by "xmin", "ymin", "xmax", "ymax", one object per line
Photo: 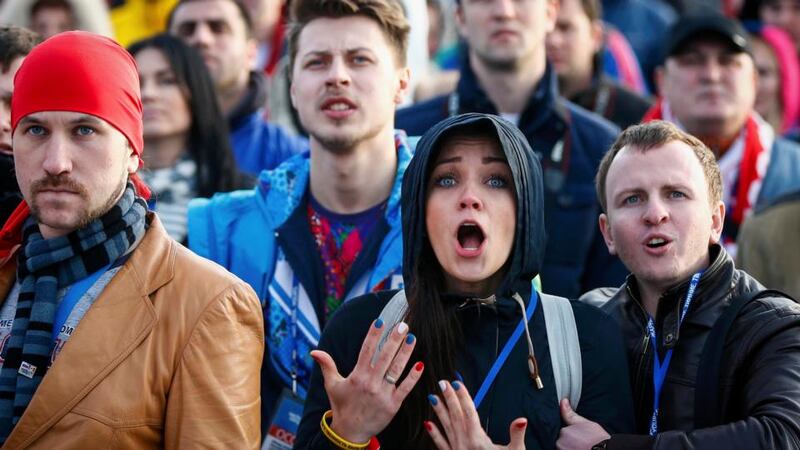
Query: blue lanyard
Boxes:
[
  {"xmin": 52, "ymin": 264, "xmax": 111, "ymax": 342},
  {"xmin": 290, "ymin": 275, "xmax": 300, "ymax": 395},
  {"xmin": 474, "ymin": 291, "xmax": 538, "ymax": 409},
  {"xmin": 647, "ymin": 272, "xmax": 702, "ymax": 436}
]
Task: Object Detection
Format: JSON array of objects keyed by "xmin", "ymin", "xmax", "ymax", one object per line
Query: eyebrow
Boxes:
[
  {"xmin": 301, "ymin": 47, "xmax": 375, "ymax": 58},
  {"xmin": 18, "ymin": 114, "xmax": 105, "ymax": 126},
  {"xmin": 433, "ymin": 155, "xmax": 508, "ymax": 167}
]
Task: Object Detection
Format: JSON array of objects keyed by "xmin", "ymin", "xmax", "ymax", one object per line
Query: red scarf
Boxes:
[
  {"xmin": 642, "ymin": 99, "xmax": 766, "ymax": 224},
  {"xmin": 0, "ymin": 202, "xmax": 30, "ymax": 261}
]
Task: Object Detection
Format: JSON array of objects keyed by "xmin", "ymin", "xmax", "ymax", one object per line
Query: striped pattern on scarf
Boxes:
[{"xmin": 0, "ymin": 182, "xmax": 146, "ymax": 443}]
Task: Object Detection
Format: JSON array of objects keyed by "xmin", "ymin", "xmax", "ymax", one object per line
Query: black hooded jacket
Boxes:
[{"xmin": 295, "ymin": 114, "xmax": 634, "ymax": 449}]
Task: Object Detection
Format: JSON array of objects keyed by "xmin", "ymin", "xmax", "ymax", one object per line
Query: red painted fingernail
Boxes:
[
  {"xmin": 516, "ymin": 420, "xmax": 527, "ymax": 429},
  {"xmin": 424, "ymin": 421, "xmax": 433, "ymax": 432},
  {"xmin": 415, "ymin": 361, "xmax": 424, "ymax": 371}
]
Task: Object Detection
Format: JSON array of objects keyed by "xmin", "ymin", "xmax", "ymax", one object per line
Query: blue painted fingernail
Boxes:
[
  {"xmin": 406, "ymin": 333, "xmax": 416, "ymax": 344},
  {"xmin": 428, "ymin": 394, "xmax": 438, "ymax": 406},
  {"xmin": 374, "ymin": 318, "xmax": 383, "ymax": 329},
  {"xmin": 451, "ymin": 381, "xmax": 461, "ymax": 390}
]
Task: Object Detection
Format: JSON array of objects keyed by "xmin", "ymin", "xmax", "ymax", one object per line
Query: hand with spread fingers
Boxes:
[
  {"xmin": 425, "ymin": 379, "xmax": 529, "ymax": 450},
  {"xmin": 309, "ymin": 318, "xmax": 424, "ymax": 444}
]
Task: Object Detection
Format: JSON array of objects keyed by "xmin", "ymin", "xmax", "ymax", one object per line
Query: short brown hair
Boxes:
[
  {"xmin": 287, "ymin": 0, "xmax": 410, "ymax": 73},
  {"xmin": 0, "ymin": 26, "xmax": 40, "ymax": 73},
  {"xmin": 577, "ymin": 0, "xmax": 602, "ymax": 22},
  {"xmin": 596, "ymin": 120, "xmax": 723, "ymax": 212}
]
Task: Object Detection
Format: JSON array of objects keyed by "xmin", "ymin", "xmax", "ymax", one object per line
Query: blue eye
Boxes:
[
  {"xmin": 670, "ymin": 191, "xmax": 686, "ymax": 199},
  {"xmin": 76, "ymin": 126, "xmax": 95, "ymax": 136},
  {"xmin": 486, "ymin": 176, "xmax": 508, "ymax": 188},
  {"xmin": 26, "ymin": 125, "xmax": 46, "ymax": 136},
  {"xmin": 623, "ymin": 195, "xmax": 639, "ymax": 205},
  {"xmin": 434, "ymin": 175, "xmax": 456, "ymax": 187}
]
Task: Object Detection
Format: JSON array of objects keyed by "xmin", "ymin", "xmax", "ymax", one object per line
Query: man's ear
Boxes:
[
  {"xmin": 126, "ymin": 142, "xmax": 139, "ymax": 174},
  {"xmin": 599, "ymin": 213, "xmax": 617, "ymax": 255},
  {"xmin": 394, "ymin": 67, "xmax": 411, "ymax": 105},
  {"xmin": 708, "ymin": 200, "xmax": 725, "ymax": 245}
]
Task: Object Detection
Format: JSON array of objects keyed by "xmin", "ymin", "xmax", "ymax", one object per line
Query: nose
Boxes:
[
  {"xmin": 41, "ymin": 133, "xmax": 72, "ymax": 176},
  {"xmin": 699, "ymin": 57, "xmax": 722, "ymax": 82},
  {"xmin": 325, "ymin": 57, "xmax": 351, "ymax": 88},
  {"xmin": 492, "ymin": 0, "xmax": 516, "ymax": 18},
  {"xmin": 140, "ymin": 79, "xmax": 157, "ymax": 102},
  {"xmin": 642, "ymin": 198, "xmax": 668, "ymax": 225},
  {"xmin": 186, "ymin": 22, "xmax": 213, "ymax": 48},
  {"xmin": 458, "ymin": 185, "xmax": 483, "ymax": 211}
]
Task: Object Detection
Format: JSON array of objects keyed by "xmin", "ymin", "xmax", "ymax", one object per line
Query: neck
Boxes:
[
  {"xmin": 636, "ymin": 252, "xmax": 711, "ymax": 318},
  {"xmin": 558, "ymin": 70, "xmax": 593, "ymax": 99},
  {"xmin": 218, "ymin": 74, "xmax": 251, "ymax": 115},
  {"xmin": 309, "ymin": 128, "xmax": 398, "ymax": 214},
  {"xmin": 143, "ymin": 134, "xmax": 188, "ymax": 169},
  {"xmin": 469, "ymin": 52, "xmax": 545, "ymax": 114},
  {"xmin": 684, "ymin": 116, "xmax": 748, "ymax": 156}
]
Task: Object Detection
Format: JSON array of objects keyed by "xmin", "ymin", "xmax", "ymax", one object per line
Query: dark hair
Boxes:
[
  {"xmin": 168, "ymin": 0, "xmax": 254, "ymax": 38},
  {"xmin": 596, "ymin": 120, "xmax": 723, "ymax": 212},
  {"xmin": 0, "ymin": 26, "xmax": 40, "ymax": 73},
  {"xmin": 128, "ymin": 33, "xmax": 248, "ymax": 196},
  {"xmin": 30, "ymin": 0, "xmax": 73, "ymax": 16},
  {"xmin": 287, "ymin": 0, "xmax": 410, "ymax": 74}
]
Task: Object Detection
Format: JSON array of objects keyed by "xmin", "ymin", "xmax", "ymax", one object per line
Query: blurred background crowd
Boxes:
[{"xmin": 1, "ymin": 0, "xmax": 800, "ymax": 298}]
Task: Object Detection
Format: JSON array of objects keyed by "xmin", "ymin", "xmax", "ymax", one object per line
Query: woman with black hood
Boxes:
[{"xmin": 294, "ymin": 113, "xmax": 633, "ymax": 449}]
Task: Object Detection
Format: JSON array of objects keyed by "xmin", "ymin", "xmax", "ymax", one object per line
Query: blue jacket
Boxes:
[
  {"xmin": 396, "ymin": 64, "xmax": 628, "ymax": 299},
  {"xmin": 228, "ymin": 72, "xmax": 308, "ymax": 176},
  {"xmin": 187, "ymin": 132, "xmax": 412, "ymax": 427}
]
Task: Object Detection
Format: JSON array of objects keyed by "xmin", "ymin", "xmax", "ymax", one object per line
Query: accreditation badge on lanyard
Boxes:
[
  {"xmin": 648, "ymin": 272, "xmax": 702, "ymax": 436},
  {"xmin": 263, "ymin": 276, "xmax": 305, "ymax": 450}
]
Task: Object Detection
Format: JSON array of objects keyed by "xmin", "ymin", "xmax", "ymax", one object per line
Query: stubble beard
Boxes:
[{"xmin": 30, "ymin": 173, "xmax": 128, "ymax": 234}]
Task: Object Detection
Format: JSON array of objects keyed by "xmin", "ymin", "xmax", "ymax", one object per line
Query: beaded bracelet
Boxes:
[{"xmin": 320, "ymin": 410, "xmax": 371, "ymax": 450}]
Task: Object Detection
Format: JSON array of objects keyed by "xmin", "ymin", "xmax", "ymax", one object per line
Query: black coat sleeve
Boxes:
[{"xmin": 572, "ymin": 301, "xmax": 636, "ymax": 434}]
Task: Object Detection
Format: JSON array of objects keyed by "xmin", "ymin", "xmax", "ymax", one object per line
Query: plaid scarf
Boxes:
[{"xmin": 0, "ymin": 182, "xmax": 146, "ymax": 442}]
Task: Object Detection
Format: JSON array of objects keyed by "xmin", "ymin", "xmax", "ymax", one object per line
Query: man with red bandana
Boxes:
[{"xmin": 0, "ymin": 31, "xmax": 263, "ymax": 447}]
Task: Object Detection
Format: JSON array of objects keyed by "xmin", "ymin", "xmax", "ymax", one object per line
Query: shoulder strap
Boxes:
[
  {"xmin": 372, "ymin": 289, "xmax": 409, "ymax": 365},
  {"xmin": 541, "ymin": 294, "xmax": 583, "ymax": 408},
  {"xmin": 694, "ymin": 289, "xmax": 794, "ymax": 428}
]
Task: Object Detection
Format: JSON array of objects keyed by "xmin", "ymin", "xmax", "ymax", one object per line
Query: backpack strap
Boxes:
[
  {"xmin": 541, "ymin": 294, "xmax": 583, "ymax": 409},
  {"xmin": 694, "ymin": 289, "xmax": 794, "ymax": 428}
]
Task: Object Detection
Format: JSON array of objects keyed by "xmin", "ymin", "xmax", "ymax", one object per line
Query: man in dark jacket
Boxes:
[
  {"xmin": 169, "ymin": 0, "xmax": 307, "ymax": 176},
  {"xmin": 396, "ymin": 0, "xmax": 628, "ymax": 298},
  {"xmin": 546, "ymin": 0, "xmax": 652, "ymax": 130},
  {"xmin": 559, "ymin": 121, "xmax": 800, "ymax": 450}
]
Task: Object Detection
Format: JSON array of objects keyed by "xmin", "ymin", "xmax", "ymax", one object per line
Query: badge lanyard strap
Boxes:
[
  {"xmin": 290, "ymin": 275, "xmax": 301, "ymax": 396},
  {"xmin": 51, "ymin": 263, "xmax": 111, "ymax": 342},
  {"xmin": 648, "ymin": 271, "xmax": 702, "ymax": 436},
  {"xmin": 473, "ymin": 291, "xmax": 539, "ymax": 409}
]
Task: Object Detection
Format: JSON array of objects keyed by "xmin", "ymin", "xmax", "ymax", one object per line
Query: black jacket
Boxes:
[
  {"xmin": 582, "ymin": 245, "xmax": 800, "ymax": 449},
  {"xmin": 294, "ymin": 290, "xmax": 635, "ymax": 449},
  {"xmin": 295, "ymin": 114, "xmax": 634, "ymax": 449},
  {"xmin": 396, "ymin": 64, "xmax": 628, "ymax": 299}
]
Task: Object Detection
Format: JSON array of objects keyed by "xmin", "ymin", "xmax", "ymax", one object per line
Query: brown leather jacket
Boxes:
[
  {"xmin": 0, "ymin": 214, "xmax": 264, "ymax": 449},
  {"xmin": 582, "ymin": 245, "xmax": 800, "ymax": 449}
]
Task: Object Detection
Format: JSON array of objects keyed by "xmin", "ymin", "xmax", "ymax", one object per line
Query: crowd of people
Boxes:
[{"xmin": 0, "ymin": 0, "xmax": 799, "ymax": 449}]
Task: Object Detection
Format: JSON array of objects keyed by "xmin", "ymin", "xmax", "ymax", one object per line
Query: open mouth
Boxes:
[
  {"xmin": 457, "ymin": 222, "xmax": 485, "ymax": 251},
  {"xmin": 645, "ymin": 237, "xmax": 670, "ymax": 249},
  {"xmin": 321, "ymin": 97, "xmax": 357, "ymax": 112}
]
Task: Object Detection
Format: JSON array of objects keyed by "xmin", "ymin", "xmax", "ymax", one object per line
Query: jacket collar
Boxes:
[
  {"xmin": 1, "ymin": 213, "xmax": 171, "ymax": 449},
  {"xmin": 256, "ymin": 130, "xmax": 413, "ymax": 231},
  {"xmin": 455, "ymin": 60, "xmax": 561, "ymax": 129},
  {"xmin": 623, "ymin": 244, "xmax": 733, "ymax": 350}
]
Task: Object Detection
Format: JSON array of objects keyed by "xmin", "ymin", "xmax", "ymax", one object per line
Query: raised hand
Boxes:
[
  {"xmin": 425, "ymin": 379, "xmax": 528, "ymax": 450},
  {"xmin": 556, "ymin": 399, "xmax": 610, "ymax": 450},
  {"xmin": 310, "ymin": 319, "xmax": 424, "ymax": 444}
]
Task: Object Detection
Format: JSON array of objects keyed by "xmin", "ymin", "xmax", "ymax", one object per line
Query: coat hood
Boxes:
[{"xmin": 401, "ymin": 113, "xmax": 546, "ymax": 298}]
